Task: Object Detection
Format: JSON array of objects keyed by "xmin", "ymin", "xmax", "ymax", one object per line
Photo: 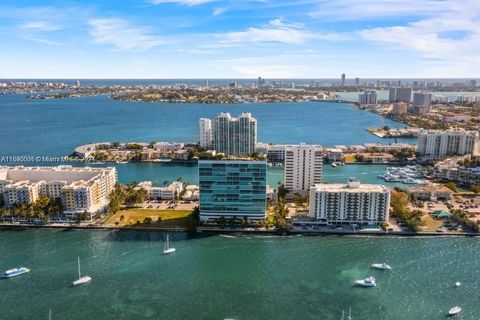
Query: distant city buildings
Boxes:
[
  {"xmin": 199, "ymin": 118, "xmax": 213, "ymax": 149},
  {"xmin": 417, "ymin": 130, "xmax": 479, "ymax": 161},
  {"xmin": 412, "ymin": 92, "xmax": 432, "ymax": 114},
  {"xmin": 284, "ymin": 144, "xmax": 323, "ymax": 193},
  {"xmin": 355, "ymin": 77, "xmax": 360, "ymax": 87},
  {"xmin": 198, "ymin": 160, "xmax": 267, "ymax": 222},
  {"xmin": 358, "ymin": 90, "xmax": 377, "ymax": 105},
  {"xmin": 211, "ymin": 112, "xmax": 257, "ymax": 156},
  {"xmin": 388, "ymin": 87, "xmax": 412, "ymax": 103},
  {"xmin": 340, "ymin": 73, "xmax": 346, "ymax": 87},
  {"xmin": 308, "ymin": 178, "xmax": 390, "ymax": 225},
  {"xmin": 0, "ymin": 166, "xmax": 117, "ymax": 219}
]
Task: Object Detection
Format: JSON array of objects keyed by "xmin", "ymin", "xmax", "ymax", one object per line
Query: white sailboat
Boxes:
[
  {"xmin": 163, "ymin": 234, "xmax": 176, "ymax": 254},
  {"xmin": 72, "ymin": 256, "xmax": 92, "ymax": 286}
]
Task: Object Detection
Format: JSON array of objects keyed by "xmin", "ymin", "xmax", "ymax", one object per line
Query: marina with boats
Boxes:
[{"xmin": 378, "ymin": 165, "xmax": 426, "ymax": 184}]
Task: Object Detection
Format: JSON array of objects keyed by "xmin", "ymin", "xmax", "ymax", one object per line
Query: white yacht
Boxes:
[
  {"xmin": 448, "ymin": 306, "xmax": 461, "ymax": 316},
  {"xmin": 331, "ymin": 162, "xmax": 337, "ymax": 167},
  {"xmin": 3, "ymin": 267, "xmax": 30, "ymax": 278},
  {"xmin": 354, "ymin": 276, "xmax": 376, "ymax": 287},
  {"xmin": 371, "ymin": 263, "xmax": 391, "ymax": 270},
  {"xmin": 163, "ymin": 234, "xmax": 176, "ymax": 254},
  {"xmin": 454, "ymin": 281, "xmax": 461, "ymax": 287},
  {"xmin": 73, "ymin": 256, "xmax": 92, "ymax": 286}
]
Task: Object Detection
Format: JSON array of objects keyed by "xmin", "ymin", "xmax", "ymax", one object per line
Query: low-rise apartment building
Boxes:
[
  {"xmin": 0, "ymin": 165, "xmax": 117, "ymax": 219},
  {"xmin": 138, "ymin": 181, "xmax": 184, "ymax": 200}
]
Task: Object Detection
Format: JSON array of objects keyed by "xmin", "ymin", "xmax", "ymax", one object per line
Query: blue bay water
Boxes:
[
  {"xmin": 0, "ymin": 94, "xmax": 412, "ymax": 157},
  {"xmin": 1, "ymin": 230, "xmax": 480, "ymax": 320},
  {"xmin": 1, "ymin": 92, "xmax": 475, "ymax": 320}
]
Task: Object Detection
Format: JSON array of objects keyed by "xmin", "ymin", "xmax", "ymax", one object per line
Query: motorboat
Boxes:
[
  {"xmin": 73, "ymin": 256, "xmax": 92, "ymax": 286},
  {"xmin": 331, "ymin": 162, "xmax": 337, "ymax": 167},
  {"xmin": 448, "ymin": 306, "xmax": 461, "ymax": 316},
  {"xmin": 454, "ymin": 282, "xmax": 461, "ymax": 287},
  {"xmin": 371, "ymin": 263, "xmax": 391, "ymax": 270},
  {"xmin": 3, "ymin": 267, "xmax": 30, "ymax": 278},
  {"xmin": 354, "ymin": 276, "xmax": 376, "ymax": 287},
  {"xmin": 163, "ymin": 234, "xmax": 176, "ymax": 254}
]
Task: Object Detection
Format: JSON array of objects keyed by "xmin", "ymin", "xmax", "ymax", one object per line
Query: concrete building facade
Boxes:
[
  {"xmin": 211, "ymin": 113, "xmax": 257, "ymax": 156},
  {"xmin": 284, "ymin": 144, "xmax": 323, "ymax": 193},
  {"xmin": 308, "ymin": 179, "xmax": 390, "ymax": 225}
]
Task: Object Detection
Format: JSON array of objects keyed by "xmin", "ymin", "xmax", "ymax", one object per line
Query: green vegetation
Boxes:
[
  {"xmin": 0, "ymin": 197, "xmax": 63, "ymax": 222},
  {"xmin": 450, "ymin": 210, "xmax": 480, "ymax": 233},
  {"xmin": 276, "ymin": 184, "xmax": 288, "ymax": 202},
  {"xmin": 265, "ymin": 201, "xmax": 290, "ymax": 234},
  {"xmin": 387, "ymin": 148, "xmax": 416, "ymax": 162},
  {"xmin": 196, "ymin": 151, "xmax": 224, "ymax": 160},
  {"xmin": 125, "ymin": 143, "xmax": 144, "ymax": 150},
  {"xmin": 293, "ymin": 192, "xmax": 308, "ymax": 211},
  {"xmin": 469, "ymin": 184, "xmax": 480, "ymax": 194},
  {"xmin": 108, "ymin": 183, "xmax": 148, "ymax": 213},
  {"xmin": 444, "ymin": 182, "xmax": 458, "ymax": 192},
  {"xmin": 107, "ymin": 208, "xmax": 196, "ymax": 229},
  {"xmin": 421, "ymin": 215, "xmax": 443, "ymax": 232},
  {"xmin": 390, "ymin": 189, "xmax": 422, "ymax": 232}
]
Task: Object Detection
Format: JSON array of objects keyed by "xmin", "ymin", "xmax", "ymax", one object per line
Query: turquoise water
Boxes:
[
  {"xmin": 110, "ymin": 162, "xmax": 398, "ymax": 188},
  {"xmin": 0, "ymin": 94, "xmax": 412, "ymax": 157},
  {"xmin": 1, "ymin": 229, "xmax": 479, "ymax": 320},
  {"xmin": 0, "ymin": 92, "xmax": 479, "ymax": 319},
  {"xmin": 0, "ymin": 94, "xmax": 409, "ymax": 186}
]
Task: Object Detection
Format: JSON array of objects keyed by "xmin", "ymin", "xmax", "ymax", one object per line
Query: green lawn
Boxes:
[
  {"xmin": 421, "ymin": 215, "xmax": 443, "ymax": 232},
  {"xmin": 106, "ymin": 209, "xmax": 195, "ymax": 228}
]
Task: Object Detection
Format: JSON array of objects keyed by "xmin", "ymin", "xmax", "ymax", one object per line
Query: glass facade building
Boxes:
[{"xmin": 198, "ymin": 160, "xmax": 267, "ymax": 222}]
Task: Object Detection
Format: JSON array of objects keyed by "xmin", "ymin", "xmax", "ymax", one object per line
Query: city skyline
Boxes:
[{"xmin": 1, "ymin": 0, "xmax": 480, "ymax": 78}]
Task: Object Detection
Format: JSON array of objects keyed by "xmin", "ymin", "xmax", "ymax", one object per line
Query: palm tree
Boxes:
[
  {"xmin": 0, "ymin": 208, "xmax": 9, "ymax": 222},
  {"xmin": 218, "ymin": 216, "xmax": 226, "ymax": 229},
  {"xmin": 242, "ymin": 216, "xmax": 249, "ymax": 228}
]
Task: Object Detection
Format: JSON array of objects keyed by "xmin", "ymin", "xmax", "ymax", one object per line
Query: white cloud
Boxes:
[
  {"xmin": 212, "ymin": 8, "xmax": 227, "ymax": 16},
  {"xmin": 20, "ymin": 21, "xmax": 62, "ymax": 31},
  {"xmin": 309, "ymin": 0, "xmax": 451, "ymax": 20},
  {"xmin": 88, "ymin": 18, "xmax": 164, "ymax": 50},
  {"xmin": 148, "ymin": 0, "xmax": 217, "ymax": 6},
  {"xmin": 221, "ymin": 18, "xmax": 348, "ymax": 44}
]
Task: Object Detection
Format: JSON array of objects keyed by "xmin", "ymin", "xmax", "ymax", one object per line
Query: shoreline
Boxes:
[{"xmin": 1, "ymin": 223, "xmax": 477, "ymax": 237}]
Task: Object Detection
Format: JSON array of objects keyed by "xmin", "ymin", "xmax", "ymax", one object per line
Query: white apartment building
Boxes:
[
  {"xmin": 309, "ymin": 179, "xmax": 390, "ymax": 225},
  {"xmin": 413, "ymin": 92, "xmax": 432, "ymax": 107},
  {"xmin": 199, "ymin": 118, "xmax": 213, "ymax": 149},
  {"xmin": 388, "ymin": 87, "xmax": 412, "ymax": 103},
  {"xmin": 137, "ymin": 181, "xmax": 184, "ymax": 200},
  {"xmin": 211, "ymin": 112, "xmax": 257, "ymax": 156},
  {"xmin": 358, "ymin": 90, "xmax": 377, "ymax": 105},
  {"xmin": 284, "ymin": 144, "xmax": 323, "ymax": 193},
  {"xmin": 0, "ymin": 166, "xmax": 117, "ymax": 218},
  {"xmin": 153, "ymin": 142, "xmax": 184, "ymax": 152},
  {"xmin": 416, "ymin": 130, "xmax": 479, "ymax": 161}
]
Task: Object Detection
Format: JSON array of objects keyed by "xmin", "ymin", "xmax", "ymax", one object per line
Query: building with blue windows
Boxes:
[{"xmin": 198, "ymin": 160, "xmax": 267, "ymax": 222}]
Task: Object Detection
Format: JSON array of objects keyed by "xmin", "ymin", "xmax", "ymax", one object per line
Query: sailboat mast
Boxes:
[{"xmin": 77, "ymin": 256, "xmax": 81, "ymax": 279}]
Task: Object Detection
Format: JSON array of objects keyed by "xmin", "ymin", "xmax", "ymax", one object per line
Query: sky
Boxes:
[{"xmin": 0, "ymin": 0, "xmax": 479, "ymax": 79}]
